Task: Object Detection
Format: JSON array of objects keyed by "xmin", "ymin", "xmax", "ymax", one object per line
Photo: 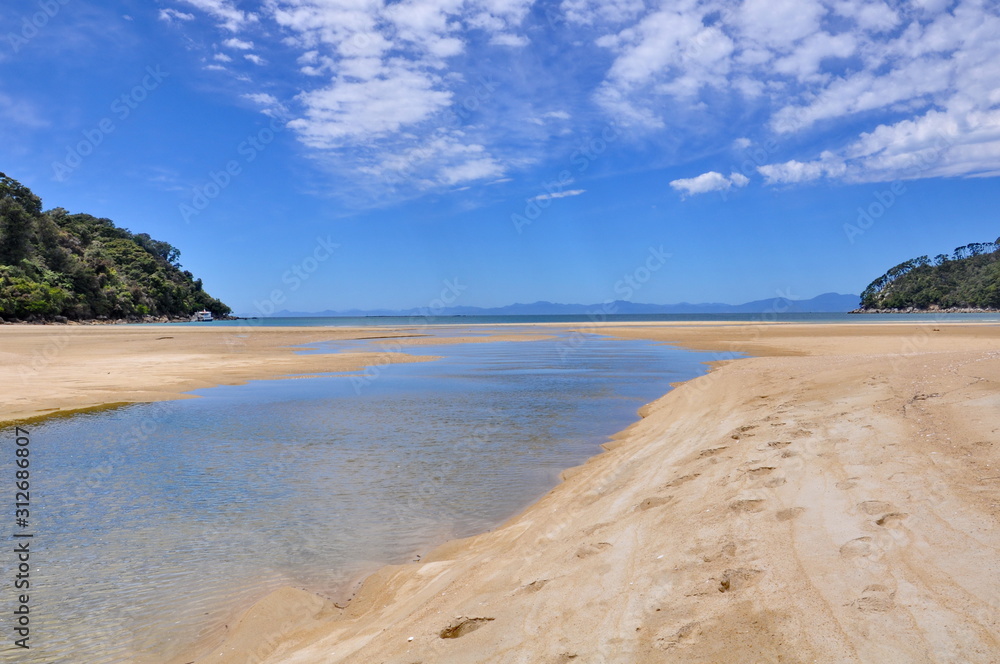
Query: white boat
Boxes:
[{"xmin": 193, "ymin": 310, "xmax": 213, "ymax": 322}]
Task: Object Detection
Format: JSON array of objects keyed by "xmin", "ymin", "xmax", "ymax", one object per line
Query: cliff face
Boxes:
[{"xmin": 0, "ymin": 172, "xmax": 229, "ymax": 322}]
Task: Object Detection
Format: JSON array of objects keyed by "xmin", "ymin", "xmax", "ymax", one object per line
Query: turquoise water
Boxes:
[{"xmin": 0, "ymin": 332, "xmax": 719, "ymax": 664}]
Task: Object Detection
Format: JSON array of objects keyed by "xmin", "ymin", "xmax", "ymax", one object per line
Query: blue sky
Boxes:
[{"xmin": 2, "ymin": 0, "xmax": 999, "ymax": 313}]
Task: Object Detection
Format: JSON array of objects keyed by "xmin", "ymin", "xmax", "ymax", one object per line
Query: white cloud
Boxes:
[
  {"xmin": 177, "ymin": 0, "xmax": 257, "ymax": 31},
  {"xmin": 757, "ymin": 156, "xmax": 846, "ymax": 184},
  {"xmin": 222, "ymin": 38, "xmax": 254, "ymax": 50},
  {"xmin": 243, "ymin": 93, "xmax": 289, "ymax": 119},
  {"xmin": 490, "ymin": 33, "xmax": 529, "ymax": 47},
  {"xmin": 250, "ymin": 0, "xmax": 539, "ymax": 191},
  {"xmin": 770, "ymin": 56, "xmax": 954, "ymax": 134},
  {"xmin": 289, "ymin": 66, "xmax": 452, "ymax": 146},
  {"xmin": 159, "ymin": 8, "xmax": 195, "ymax": 23},
  {"xmin": 594, "ymin": 5, "xmax": 735, "ymax": 122},
  {"xmin": 0, "ymin": 94, "xmax": 48, "ymax": 128},
  {"xmin": 588, "ymin": 0, "xmax": 1000, "ymax": 185},
  {"xmin": 772, "ymin": 31, "xmax": 856, "ymax": 82},
  {"xmin": 561, "ymin": 0, "xmax": 644, "ymax": 25},
  {"xmin": 729, "ymin": 172, "xmax": 750, "ymax": 187},
  {"xmin": 162, "ymin": 0, "xmax": 1000, "ymax": 195},
  {"xmin": 529, "ymin": 189, "xmax": 585, "ymax": 201},
  {"xmin": 739, "ymin": 0, "xmax": 825, "ymax": 49},
  {"xmin": 439, "ymin": 157, "xmax": 505, "ymax": 184},
  {"xmin": 244, "ymin": 93, "xmax": 279, "ymax": 106},
  {"xmin": 357, "ymin": 132, "xmax": 507, "ymax": 188},
  {"xmin": 831, "ymin": 0, "xmax": 899, "ymax": 32},
  {"xmin": 670, "ymin": 171, "xmax": 749, "ymax": 196},
  {"xmin": 759, "ymin": 106, "xmax": 1000, "ymax": 184}
]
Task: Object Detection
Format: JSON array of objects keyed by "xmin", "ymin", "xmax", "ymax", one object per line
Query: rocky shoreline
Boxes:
[{"xmin": 850, "ymin": 306, "xmax": 1000, "ymax": 314}]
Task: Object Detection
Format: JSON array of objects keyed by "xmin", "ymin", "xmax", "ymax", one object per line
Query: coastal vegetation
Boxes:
[
  {"xmin": 0, "ymin": 172, "xmax": 229, "ymax": 321},
  {"xmin": 859, "ymin": 238, "xmax": 1000, "ymax": 311}
]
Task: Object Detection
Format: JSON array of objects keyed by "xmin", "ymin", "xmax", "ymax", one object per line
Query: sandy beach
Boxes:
[{"xmin": 3, "ymin": 321, "xmax": 999, "ymax": 662}]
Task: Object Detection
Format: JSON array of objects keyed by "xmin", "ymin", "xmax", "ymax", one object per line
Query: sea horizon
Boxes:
[{"xmin": 161, "ymin": 311, "xmax": 1000, "ymax": 328}]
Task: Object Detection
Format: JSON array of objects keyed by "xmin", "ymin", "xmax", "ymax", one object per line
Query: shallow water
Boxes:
[{"xmin": 0, "ymin": 331, "xmax": 717, "ymax": 663}]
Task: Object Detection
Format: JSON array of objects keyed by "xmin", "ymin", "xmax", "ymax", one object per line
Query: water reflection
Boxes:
[{"xmin": 0, "ymin": 332, "xmax": 714, "ymax": 663}]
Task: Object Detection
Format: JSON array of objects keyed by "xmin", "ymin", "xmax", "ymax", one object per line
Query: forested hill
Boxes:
[
  {"xmin": 858, "ymin": 238, "xmax": 1000, "ymax": 311},
  {"xmin": 0, "ymin": 173, "xmax": 230, "ymax": 322}
]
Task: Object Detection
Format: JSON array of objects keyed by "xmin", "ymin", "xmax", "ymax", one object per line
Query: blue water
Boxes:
[
  {"xmin": 160, "ymin": 311, "xmax": 1000, "ymax": 328},
  {"xmin": 0, "ymin": 332, "xmax": 720, "ymax": 664}
]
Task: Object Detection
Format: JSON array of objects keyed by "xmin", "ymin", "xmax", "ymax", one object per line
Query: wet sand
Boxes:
[{"xmin": 3, "ymin": 322, "xmax": 999, "ymax": 662}]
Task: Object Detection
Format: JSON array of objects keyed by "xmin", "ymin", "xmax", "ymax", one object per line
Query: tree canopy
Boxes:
[
  {"xmin": 859, "ymin": 238, "xmax": 1000, "ymax": 310},
  {"xmin": 0, "ymin": 172, "xmax": 230, "ymax": 321}
]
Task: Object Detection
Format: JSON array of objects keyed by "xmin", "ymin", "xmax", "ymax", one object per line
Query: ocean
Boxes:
[{"xmin": 164, "ymin": 312, "xmax": 1000, "ymax": 327}]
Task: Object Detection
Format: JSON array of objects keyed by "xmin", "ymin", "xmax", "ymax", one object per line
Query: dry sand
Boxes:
[{"xmin": 3, "ymin": 321, "xmax": 999, "ymax": 662}]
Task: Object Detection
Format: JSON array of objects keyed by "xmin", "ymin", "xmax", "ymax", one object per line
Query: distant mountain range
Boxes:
[{"xmin": 248, "ymin": 292, "xmax": 860, "ymax": 318}]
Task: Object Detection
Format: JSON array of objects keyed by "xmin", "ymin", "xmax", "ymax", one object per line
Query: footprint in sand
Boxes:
[
  {"xmin": 699, "ymin": 446, "xmax": 728, "ymax": 457},
  {"xmin": 852, "ymin": 585, "xmax": 895, "ymax": 612},
  {"xmin": 746, "ymin": 466, "xmax": 776, "ymax": 476},
  {"xmin": 521, "ymin": 579, "xmax": 548, "ymax": 593},
  {"xmin": 439, "ymin": 617, "xmax": 494, "ymax": 639},
  {"xmin": 858, "ymin": 500, "xmax": 893, "ymax": 515},
  {"xmin": 575, "ymin": 542, "xmax": 613, "ymax": 558},
  {"xmin": 637, "ymin": 496, "xmax": 672, "ymax": 511},
  {"xmin": 839, "ymin": 537, "xmax": 876, "ymax": 558},
  {"xmin": 581, "ymin": 521, "xmax": 613, "ymax": 536},
  {"xmin": 655, "ymin": 621, "xmax": 702, "ymax": 650},
  {"xmin": 875, "ymin": 512, "xmax": 908, "ymax": 527},
  {"xmin": 729, "ymin": 499, "xmax": 766, "ymax": 513},
  {"xmin": 717, "ymin": 568, "xmax": 763, "ymax": 593},
  {"xmin": 767, "ymin": 441, "xmax": 792, "ymax": 449},
  {"xmin": 663, "ymin": 473, "xmax": 700, "ymax": 488},
  {"xmin": 775, "ymin": 507, "xmax": 806, "ymax": 521},
  {"xmin": 700, "ymin": 542, "xmax": 737, "ymax": 562},
  {"xmin": 763, "ymin": 477, "xmax": 787, "ymax": 488}
]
